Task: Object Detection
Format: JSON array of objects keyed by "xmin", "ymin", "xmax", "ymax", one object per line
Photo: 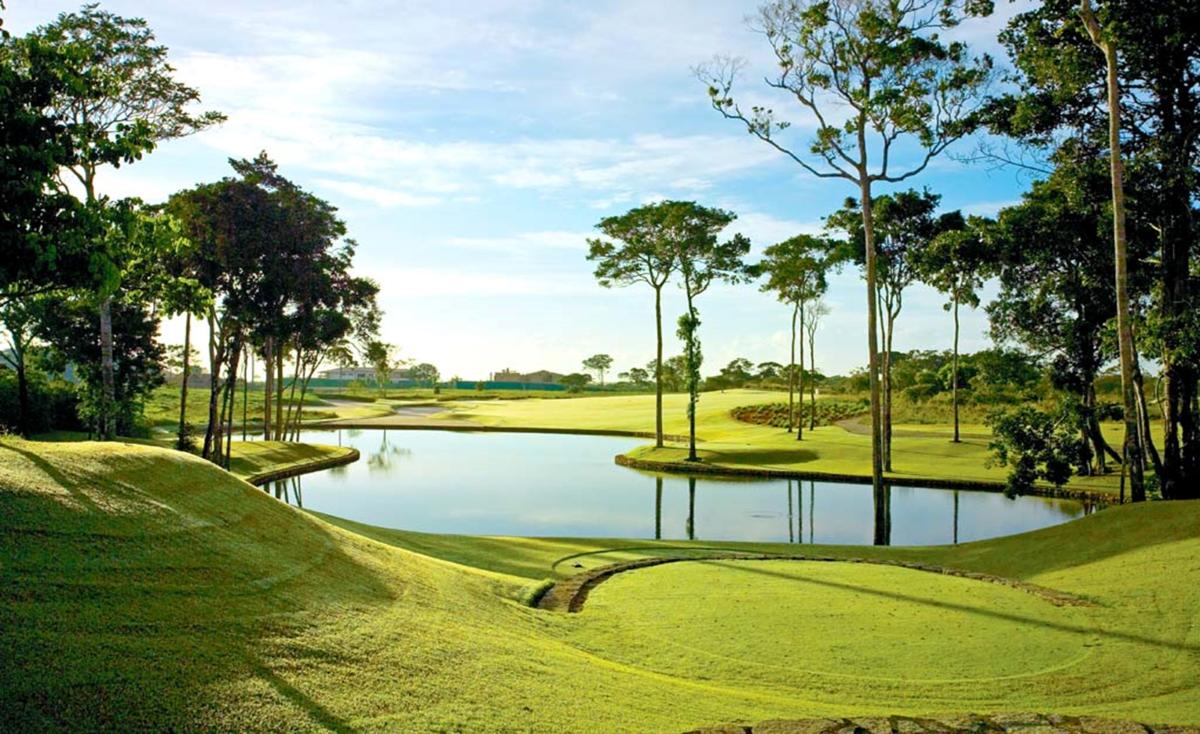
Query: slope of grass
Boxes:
[
  {"xmin": 226, "ymin": 441, "xmax": 357, "ymax": 484},
  {"xmin": 1, "ymin": 438, "xmax": 1197, "ymax": 731},
  {"xmin": 441, "ymin": 389, "xmax": 1123, "ymax": 495}
]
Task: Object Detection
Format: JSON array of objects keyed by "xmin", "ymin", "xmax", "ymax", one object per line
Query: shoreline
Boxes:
[{"xmin": 240, "ymin": 447, "xmax": 361, "ymax": 486}]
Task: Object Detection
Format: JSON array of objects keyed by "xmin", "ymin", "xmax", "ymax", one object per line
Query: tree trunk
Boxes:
[
  {"xmin": 202, "ymin": 311, "xmax": 224, "ymax": 461},
  {"xmin": 788, "ymin": 302, "xmax": 797, "ymax": 433},
  {"xmin": 262, "ymin": 337, "xmax": 273, "ymax": 440},
  {"xmin": 952, "ymin": 293, "xmax": 961, "ymax": 443},
  {"xmin": 808, "ymin": 317, "xmax": 818, "ymax": 432},
  {"xmin": 654, "ymin": 285, "xmax": 665, "ymax": 448},
  {"xmin": 177, "ymin": 312, "xmax": 191, "ymax": 450},
  {"xmin": 275, "ymin": 348, "xmax": 285, "ymax": 441},
  {"xmin": 98, "ymin": 295, "xmax": 115, "ymax": 440},
  {"xmin": 796, "ymin": 301, "xmax": 805, "ymax": 441},
  {"xmin": 15, "ymin": 355, "xmax": 30, "ymax": 438},
  {"xmin": 1132, "ymin": 357, "xmax": 1162, "ymax": 476},
  {"xmin": 881, "ymin": 299, "xmax": 895, "ymax": 472},
  {"xmin": 860, "ymin": 177, "xmax": 885, "ymax": 495},
  {"xmin": 1080, "ymin": 0, "xmax": 1145, "ymax": 501},
  {"xmin": 242, "ymin": 350, "xmax": 249, "ymax": 442}
]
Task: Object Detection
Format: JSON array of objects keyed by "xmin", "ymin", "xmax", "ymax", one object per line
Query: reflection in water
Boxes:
[
  {"xmin": 686, "ymin": 477, "xmax": 696, "ymax": 540},
  {"xmin": 273, "ymin": 429, "xmax": 1092, "ymax": 545},
  {"xmin": 873, "ymin": 483, "xmax": 892, "ymax": 546},
  {"xmin": 654, "ymin": 477, "xmax": 663, "ymax": 540}
]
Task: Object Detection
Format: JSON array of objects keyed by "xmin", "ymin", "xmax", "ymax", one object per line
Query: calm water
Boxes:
[{"xmin": 268, "ymin": 429, "xmax": 1092, "ymax": 545}]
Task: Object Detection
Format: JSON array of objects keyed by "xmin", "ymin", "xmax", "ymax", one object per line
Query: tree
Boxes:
[
  {"xmin": 987, "ymin": 404, "xmax": 1089, "ymax": 496},
  {"xmin": 804, "ymin": 297, "xmax": 830, "ymax": 431},
  {"xmin": 914, "ymin": 218, "xmax": 990, "ymax": 442},
  {"xmin": 582, "ymin": 353, "xmax": 613, "ymax": 385},
  {"xmin": 619, "ymin": 366, "xmax": 651, "ymax": 387},
  {"xmin": 668, "ymin": 203, "xmax": 750, "ymax": 461},
  {"xmin": 986, "ymin": 153, "xmax": 1141, "ymax": 477},
  {"xmin": 699, "ymin": 0, "xmax": 992, "ymax": 493},
  {"xmin": 757, "ymin": 234, "xmax": 834, "ymax": 438},
  {"xmin": 1076, "ymin": 0, "xmax": 1144, "ymax": 501},
  {"xmin": 988, "ymin": 0, "xmax": 1200, "ymax": 499},
  {"xmin": 712, "ymin": 357, "xmax": 754, "ymax": 389},
  {"xmin": 364, "ymin": 341, "xmax": 399, "ymax": 397},
  {"xmin": 28, "ymin": 5, "xmax": 223, "ymax": 439},
  {"xmin": 829, "ymin": 189, "xmax": 954, "ymax": 466},
  {"xmin": 560, "ymin": 373, "xmax": 593, "ymax": 393},
  {"xmin": 587, "ymin": 203, "xmax": 679, "ymax": 447},
  {"xmin": 411, "ymin": 362, "xmax": 440, "ymax": 389}
]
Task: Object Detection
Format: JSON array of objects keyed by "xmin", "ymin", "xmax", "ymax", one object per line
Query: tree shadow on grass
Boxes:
[
  {"xmin": 0, "ymin": 442, "xmax": 394, "ymax": 731},
  {"xmin": 698, "ymin": 560, "xmax": 1198, "ymax": 654}
]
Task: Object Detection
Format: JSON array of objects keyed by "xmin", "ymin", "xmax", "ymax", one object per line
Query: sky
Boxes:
[{"xmin": 7, "ymin": 0, "xmax": 1041, "ymax": 381}]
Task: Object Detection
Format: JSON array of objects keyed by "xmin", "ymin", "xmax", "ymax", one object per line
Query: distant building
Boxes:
[
  {"xmin": 318, "ymin": 366, "xmax": 415, "ymax": 382},
  {"xmin": 490, "ymin": 369, "xmax": 564, "ymax": 384}
]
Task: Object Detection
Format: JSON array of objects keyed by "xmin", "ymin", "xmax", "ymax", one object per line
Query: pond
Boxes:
[{"xmin": 268, "ymin": 429, "xmax": 1093, "ymax": 546}]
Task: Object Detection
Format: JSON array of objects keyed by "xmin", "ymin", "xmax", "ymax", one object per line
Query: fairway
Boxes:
[{"xmin": 569, "ymin": 560, "xmax": 1091, "ymax": 685}]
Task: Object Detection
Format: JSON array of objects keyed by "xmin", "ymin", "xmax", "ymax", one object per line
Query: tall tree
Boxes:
[
  {"xmin": 587, "ymin": 203, "xmax": 679, "ymax": 448},
  {"xmin": 804, "ymin": 297, "xmax": 830, "ymax": 431},
  {"xmin": 1078, "ymin": 0, "xmax": 1144, "ymax": 501},
  {"xmin": 28, "ymin": 5, "xmax": 223, "ymax": 439},
  {"xmin": 668, "ymin": 203, "xmax": 750, "ymax": 461},
  {"xmin": 699, "ymin": 0, "xmax": 991, "ymax": 492},
  {"xmin": 757, "ymin": 234, "xmax": 834, "ymax": 438},
  {"xmin": 829, "ymin": 190, "xmax": 953, "ymax": 466},
  {"xmin": 582, "ymin": 354, "xmax": 613, "ymax": 386},
  {"xmin": 913, "ymin": 219, "xmax": 989, "ymax": 443},
  {"xmin": 989, "ymin": 0, "xmax": 1200, "ymax": 499}
]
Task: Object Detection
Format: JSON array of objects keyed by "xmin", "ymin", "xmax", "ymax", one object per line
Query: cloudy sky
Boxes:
[{"xmin": 8, "ymin": 0, "xmax": 1038, "ymax": 380}]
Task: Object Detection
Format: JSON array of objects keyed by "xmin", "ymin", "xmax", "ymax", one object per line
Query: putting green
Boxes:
[{"xmin": 567, "ymin": 560, "xmax": 1093, "ymax": 689}]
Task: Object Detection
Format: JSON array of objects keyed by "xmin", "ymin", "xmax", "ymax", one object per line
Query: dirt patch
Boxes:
[{"xmin": 536, "ymin": 554, "xmax": 1095, "ymax": 613}]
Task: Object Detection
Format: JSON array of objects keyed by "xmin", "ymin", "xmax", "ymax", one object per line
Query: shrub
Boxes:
[
  {"xmin": 730, "ymin": 399, "xmax": 868, "ymax": 428},
  {"xmin": 986, "ymin": 404, "xmax": 1088, "ymax": 496},
  {"xmin": 0, "ymin": 372, "xmax": 83, "ymax": 435}
]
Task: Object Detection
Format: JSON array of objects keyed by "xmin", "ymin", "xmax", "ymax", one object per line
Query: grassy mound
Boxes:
[
  {"xmin": 1, "ymin": 437, "xmax": 1198, "ymax": 731},
  {"xmin": 731, "ymin": 400, "xmax": 869, "ymax": 428}
]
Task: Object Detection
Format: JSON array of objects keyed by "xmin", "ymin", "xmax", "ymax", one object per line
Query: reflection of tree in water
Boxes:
[
  {"xmin": 367, "ymin": 430, "xmax": 412, "ymax": 473},
  {"xmin": 686, "ymin": 477, "xmax": 696, "ymax": 540},
  {"xmin": 873, "ymin": 483, "xmax": 892, "ymax": 546},
  {"xmin": 787, "ymin": 479, "xmax": 794, "ymax": 543},
  {"xmin": 271, "ymin": 476, "xmax": 303, "ymax": 508},
  {"xmin": 654, "ymin": 477, "xmax": 663, "ymax": 540}
]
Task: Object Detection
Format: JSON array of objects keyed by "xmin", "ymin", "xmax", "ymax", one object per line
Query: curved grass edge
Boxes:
[
  {"xmin": 537, "ymin": 554, "xmax": 1096, "ymax": 613},
  {"xmin": 614, "ymin": 451, "xmax": 1117, "ymax": 505},
  {"xmin": 238, "ymin": 446, "xmax": 360, "ymax": 486}
]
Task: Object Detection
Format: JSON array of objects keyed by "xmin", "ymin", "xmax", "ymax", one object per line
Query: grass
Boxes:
[
  {"xmin": 2, "ymin": 437, "xmax": 1196, "ymax": 730},
  {"xmin": 142, "ymin": 385, "xmax": 395, "ymax": 431},
  {"xmin": 226, "ymin": 441, "xmax": 357, "ymax": 484},
  {"xmin": 429, "ymin": 389, "xmax": 1125, "ymax": 495}
]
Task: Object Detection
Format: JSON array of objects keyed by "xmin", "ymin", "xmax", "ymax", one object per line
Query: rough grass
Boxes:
[
  {"xmin": 437, "ymin": 389, "xmax": 1125, "ymax": 494},
  {"xmin": 1, "ymin": 438, "xmax": 1197, "ymax": 731}
]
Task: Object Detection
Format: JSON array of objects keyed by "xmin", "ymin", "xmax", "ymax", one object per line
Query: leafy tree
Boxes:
[
  {"xmin": 699, "ymin": 0, "xmax": 992, "ymax": 492},
  {"xmin": 411, "ymin": 363, "xmax": 440, "ymax": 389},
  {"xmin": 988, "ymin": 0, "xmax": 1200, "ymax": 499},
  {"xmin": 985, "ymin": 154, "xmax": 1140, "ymax": 476},
  {"xmin": 619, "ymin": 366, "xmax": 651, "ymax": 387},
  {"xmin": 364, "ymin": 341, "xmax": 400, "ymax": 398},
  {"xmin": 830, "ymin": 189, "xmax": 959, "ymax": 465},
  {"xmin": 914, "ymin": 217, "xmax": 991, "ymax": 442},
  {"xmin": 27, "ymin": 5, "xmax": 223, "ymax": 439},
  {"xmin": 987, "ymin": 404, "xmax": 1089, "ymax": 496},
  {"xmin": 668, "ymin": 203, "xmax": 750, "ymax": 461},
  {"xmin": 587, "ymin": 204, "xmax": 679, "ymax": 447},
  {"xmin": 582, "ymin": 353, "xmax": 613, "ymax": 385},
  {"xmin": 560, "ymin": 372, "xmax": 592, "ymax": 393},
  {"xmin": 755, "ymin": 361, "xmax": 784, "ymax": 382},
  {"xmin": 757, "ymin": 234, "xmax": 835, "ymax": 438}
]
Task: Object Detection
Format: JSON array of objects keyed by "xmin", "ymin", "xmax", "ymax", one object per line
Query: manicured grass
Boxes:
[
  {"xmin": 226, "ymin": 440, "xmax": 357, "ymax": 484},
  {"xmin": 438, "ymin": 389, "xmax": 1125, "ymax": 495},
  {"xmin": 2, "ymin": 438, "xmax": 1197, "ymax": 730},
  {"xmin": 142, "ymin": 385, "xmax": 394, "ymax": 430}
]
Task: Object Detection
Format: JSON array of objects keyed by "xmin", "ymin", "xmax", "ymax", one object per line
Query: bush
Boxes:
[
  {"xmin": 986, "ymin": 404, "xmax": 1088, "ymax": 496},
  {"xmin": 0, "ymin": 372, "xmax": 83, "ymax": 435},
  {"xmin": 731, "ymin": 399, "xmax": 869, "ymax": 428}
]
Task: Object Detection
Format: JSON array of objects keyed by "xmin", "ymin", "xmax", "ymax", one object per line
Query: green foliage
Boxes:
[
  {"xmin": 0, "ymin": 372, "xmax": 81, "ymax": 435},
  {"xmin": 987, "ymin": 404, "xmax": 1089, "ymax": 496},
  {"xmin": 581, "ymin": 353, "xmax": 613, "ymax": 384},
  {"xmin": 560, "ymin": 372, "xmax": 593, "ymax": 393}
]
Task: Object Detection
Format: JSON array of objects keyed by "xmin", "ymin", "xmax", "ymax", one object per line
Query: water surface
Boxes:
[{"xmin": 269, "ymin": 429, "xmax": 1091, "ymax": 545}]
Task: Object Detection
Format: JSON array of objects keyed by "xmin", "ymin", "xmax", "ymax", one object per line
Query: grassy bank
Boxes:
[{"xmin": 1, "ymin": 438, "xmax": 1196, "ymax": 730}]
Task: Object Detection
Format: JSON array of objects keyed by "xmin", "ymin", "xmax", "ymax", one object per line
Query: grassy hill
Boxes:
[{"xmin": 1, "ymin": 437, "xmax": 1197, "ymax": 731}]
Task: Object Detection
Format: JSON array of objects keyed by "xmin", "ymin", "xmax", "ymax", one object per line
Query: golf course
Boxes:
[{"xmin": 2, "ymin": 390, "xmax": 1198, "ymax": 731}]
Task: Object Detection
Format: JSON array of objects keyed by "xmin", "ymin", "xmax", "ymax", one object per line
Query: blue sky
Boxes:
[{"xmin": 9, "ymin": 0, "xmax": 1039, "ymax": 380}]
